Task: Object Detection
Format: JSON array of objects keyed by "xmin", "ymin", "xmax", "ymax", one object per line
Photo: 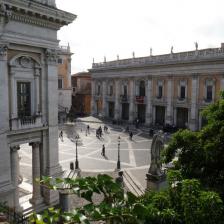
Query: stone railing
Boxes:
[
  {"xmin": 174, "ymin": 97, "xmax": 190, "ymax": 105},
  {"xmin": 92, "ymin": 47, "xmax": 224, "ymax": 69},
  {"xmin": 10, "ymin": 115, "xmax": 43, "ymax": 131}
]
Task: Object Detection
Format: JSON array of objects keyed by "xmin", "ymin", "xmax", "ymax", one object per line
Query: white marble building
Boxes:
[
  {"xmin": 0, "ymin": 0, "xmax": 76, "ymax": 210},
  {"xmin": 90, "ymin": 44, "xmax": 224, "ymax": 131}
]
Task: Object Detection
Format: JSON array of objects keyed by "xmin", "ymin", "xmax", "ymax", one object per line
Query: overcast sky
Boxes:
[{"xmin": 56, "ymin": 0, "xmax": 224, "ymax": 74}]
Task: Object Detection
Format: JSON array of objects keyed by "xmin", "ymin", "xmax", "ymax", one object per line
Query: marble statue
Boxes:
[{"xmin": 148, "ymin": 131, "xmax": 165, "ymax": 177}]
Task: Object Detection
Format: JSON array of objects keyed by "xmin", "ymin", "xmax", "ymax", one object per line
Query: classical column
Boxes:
[
  {"xmin": 44, "ymin": 49, "xmax": 62, "ymax": 204},
  {"xmin": 34, "ymin": 68, "xmax": 40, "ymax": 114},
  {"xmin": 129, "ymin": 79, "xmax": 135, "ymax": 123},
  {"xmin": 114, "ymin": 80, "xmax": 120, "ymax": 120},
  {"xmin": 30, "ymin": 142, "xmax": 43, "ymax": 205},
  {"xmin": 146, "ymin": 78, "xmax": 153, "ymax": 125},
  {"xmin": 165, "ymin": 78, "xmax": 173, "ymax": 125},
  {"xmin": 102, "ymin": 80, "xmax": 107, "ymax": 117},
  {"xmin": 10, "ymin": 146, "xmax": 21, "ymax": 211},
  {"xmin": 189, "ymin": 75, "xmax": 199, "ymax": 131},
  {"xmin": 91, "ymin": 79, "xmax": 96, "ymax": 116}
]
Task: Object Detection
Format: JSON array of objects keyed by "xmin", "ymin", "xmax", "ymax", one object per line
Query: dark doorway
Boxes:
[
  {"xmin": 137, "ymin": 104, "xmax": 146, "ymax": 123},
  {"xmin": 155, "ymin": 106, "xmax": 165, "ymax": 125},
  {"xmin": 108, "ymin": 102, "xmax": 115, "ymax": 118},
  {"xmin": 122, "ymin": 103, "xmax": 129, "ymax": 120},
  {"xmin": 176, "ymin": 108, "xmax": 188, "ymax": 128}
]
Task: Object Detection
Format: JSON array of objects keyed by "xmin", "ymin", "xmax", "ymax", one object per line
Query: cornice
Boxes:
[{"xmin": 1, "ymin": 0, "xmax": 76, "ymax": 29}]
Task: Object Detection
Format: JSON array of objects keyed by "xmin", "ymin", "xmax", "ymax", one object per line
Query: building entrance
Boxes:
[
  {"xmin": 176, "ymin": 107, "xmax": 188, "ymax": 128},
  {"xmin": 155, "ymin": 106, "xmax": 165, "ymax": 125},
  {"xmin": 137, "ymin": 104, "xmax": 146, "ymax": 123},
  {"xmin": 122, "ymin": 103, "xmax": 129, "ymax": 120},
  {"xmin": 108, "ymin": 102, "xmax": 115, "ymax": 118}
]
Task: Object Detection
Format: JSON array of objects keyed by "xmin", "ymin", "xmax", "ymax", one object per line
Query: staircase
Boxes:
[{"xmin": 123, "ymin": 170, "xmax": 145, "ymax": 197}]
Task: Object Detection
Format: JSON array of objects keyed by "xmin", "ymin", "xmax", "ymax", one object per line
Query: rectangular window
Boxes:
[
  {"xmin": 109, "ymin": 85, "xmax": 113, "ymax": 96},
  {"xmin": 180, "ymin": 86, "xmax": 186, "ymax": 99},
  {"xmin": 206, "ymin": 85, "xmax": 213, "ymax": 101},
  {"xmin": 58, "ymin": 79, "xmax": 63, "ymax": 89},
  {"xmin": 158, "ymin": 86, "xmax": 163, "ymax": 98},
  {"xmin": 17, "ymin": 82, "xmax": 31, "ymax": 117},
  {"xmin": 58, "ymin": 58, "xmax": 63, "ymax": 64},
  {"xmin": 97, "ymin": 85, "xmax": 101, "ymax": 95},
  {"xmin": 124, "ymin": 85, "xmax": 127, "ymax": 96}
]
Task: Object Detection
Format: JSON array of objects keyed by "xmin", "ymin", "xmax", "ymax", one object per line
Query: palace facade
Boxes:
[
  {"xmin": 0, "ymin": 0, "xmax": 75, "ymax": 210},
  {"xmin": 89, "ymin": 44, "xmax": 224, "ymax": 131}
]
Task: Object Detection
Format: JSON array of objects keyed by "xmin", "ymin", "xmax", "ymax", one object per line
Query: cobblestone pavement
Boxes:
[{"xmin": 19, "ymin": 116, "xmax": 153, "ymax": 193}]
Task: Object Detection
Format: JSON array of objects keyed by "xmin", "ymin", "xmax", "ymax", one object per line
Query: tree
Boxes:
[
  {"xmin": 30, "ymin": 172, "xmax": 224, "ymax": 224},
  {"xmin": 163, "ymin": 92, "xmax": 224, "ymax": 196}
]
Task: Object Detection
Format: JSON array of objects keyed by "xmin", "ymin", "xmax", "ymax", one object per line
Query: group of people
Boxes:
[{"xmin": 96, "ymin": 126, "xmax": 103, "ymax": 138}]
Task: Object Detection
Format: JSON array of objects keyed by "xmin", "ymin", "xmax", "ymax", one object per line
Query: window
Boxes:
[
  {"xmin": 139, "ymin": 81, "xmax": 145, "ymax": 96},
  {"xmin": 58, "ymin": 58, "xmax": 63, "ymax": 64},
  {"xmin": 109, "ymin": 85, "xmax": 113, "ymax": 96},
  {"xmin": 124, "ymin": 85, "xmax": 127, "ymax": 96},
  {"xmin": 180, "ymin": 86, "xmax": 186, "ymax": 99},
  {"xmin": 158, "ymin": 86, "xmax": 163, "ymax": 98},
  {"xmin": 17, "ymin": 82, "xmax": 31, "ymax": 117},
  {"xmin": 97, "ymin": 85, "xmax": 101, "ymax": 95},
  {"xmin": 58, "ymin": 79, "xmax": 63, "ymax": 89},
  {"xmin": 206, "ymin": 85, "xmax": 213, "ymax": 101}
]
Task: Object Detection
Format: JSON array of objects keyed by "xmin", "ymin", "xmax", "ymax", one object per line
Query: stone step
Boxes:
[{"xmin": 123, "ymin": 170, "xmax": 145, "ymax": 197}]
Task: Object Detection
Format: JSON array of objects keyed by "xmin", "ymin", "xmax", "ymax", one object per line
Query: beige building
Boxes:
[
  {"xmin": 0, "ymin": 0, "xmax": 76, "ymax": 211},
  {"xmin": 58, "ymin": 45, "xmax": 73, "ymax": 123},
  {"xmin": 89, "ymin": 44, "xmax": 224, "ymax": 131}
]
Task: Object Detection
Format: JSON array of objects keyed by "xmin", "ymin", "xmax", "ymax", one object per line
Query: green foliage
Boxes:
[
  {"xmin": 31, "ymin": 172, "xmax": 224, "ymax": 224},
  {"xmin": 163, "ymin": 91, "xmax": 224, "ymax": 195}
]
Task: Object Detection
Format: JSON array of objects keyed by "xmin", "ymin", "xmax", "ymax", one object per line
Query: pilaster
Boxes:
[
  {"xmin": 102, "ymin": 80, "xmax": 107, "ymax": 117},
  {"xmin": 189, "ymin": 75, "xmax": 199, "ymax": 131},
  {"xmin": 115, "ymin": 80, "xmax": 120, "ymax": 120},
  {"xmin": 145, "ymin": 78, "xmax": 153, "ymax": 125},
  {"xmin": 91, "ymin": 80, "xmax": 96, "ymax": 116},
  {"xmin": 129, "ymin": 79, "xmax": 134, "ymax": 122},
  {"xmin": 165, "ymin": 78, "xmax": 173, "ymax": 125}
]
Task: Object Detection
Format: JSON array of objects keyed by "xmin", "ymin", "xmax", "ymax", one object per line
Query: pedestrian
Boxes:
[
  {"xmin": 129, "ymin": 131, "xmax": 133, "ymax": 140},
  {"xmin": 149, "ymin": 128, "xmax": 154, "ymax": 137},
  {"xmin": 101, "ymin": 144, "xmax": 105, "ymax": 156},
  {"xmin": 87, "ymin": 125, "xmax": 90, "ymax": 134},
  {"xmin": 59, "ymin": 130, "xmax": 63, "ymax": 141}
]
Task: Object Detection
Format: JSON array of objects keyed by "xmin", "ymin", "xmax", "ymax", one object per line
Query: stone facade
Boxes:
[
  {"xmin": 0, "ymin": 0, "xmax": 76, "ymax": 210},
  {"xmin": 58, "ymin": 45, "xmax": 73, "ymax": 123},
  {"xmin": 89, "ymin": 44, "xmax": 224, "ymax": 131}
]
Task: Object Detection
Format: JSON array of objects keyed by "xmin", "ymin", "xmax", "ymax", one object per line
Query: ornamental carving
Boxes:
[
  {"xmin": 0, "ymin": 45, "xmax": 8, "ymax": 60},
  {"xmin": 45, "ymin": 49, "xmax": 58, "ymax": 65}
]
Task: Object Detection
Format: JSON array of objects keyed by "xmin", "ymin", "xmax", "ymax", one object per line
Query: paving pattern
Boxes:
[{"xmin": 19, "ymin": 117, "xmax": 153, "ymax": 195}]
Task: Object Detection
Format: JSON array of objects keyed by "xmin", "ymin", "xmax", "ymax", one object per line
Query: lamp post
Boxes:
[
  {"xmin": 117, "ymin": 136, "xmax": 121, "ymax": 170},
  {"xmin": 75, "ymin": 135, "xmax": 79, "ymax": 170}
]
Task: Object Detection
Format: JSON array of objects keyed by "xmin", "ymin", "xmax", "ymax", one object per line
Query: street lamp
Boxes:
[
  {"xmin": 75, "ymin": 135, "xmax": 79, "ymax": 170},
  {"xmin": 117, "ymin": 136, "xmax": 121, "ymax": 170}
]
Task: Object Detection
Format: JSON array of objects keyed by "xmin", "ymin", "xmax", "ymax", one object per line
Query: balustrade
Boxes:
[{"xmin": 10, "ymin": 115, "xmax": 43, "ymax": 131}]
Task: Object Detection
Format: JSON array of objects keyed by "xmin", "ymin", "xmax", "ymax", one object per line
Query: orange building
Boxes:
[{"xmin": 71, "ymin": 72, "xmax": 92, "ymax": 116}]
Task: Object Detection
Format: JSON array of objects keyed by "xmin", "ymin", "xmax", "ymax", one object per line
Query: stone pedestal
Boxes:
[{"xmin": 146, "ymin": 173, "xmax": 167, "ymax": 191}]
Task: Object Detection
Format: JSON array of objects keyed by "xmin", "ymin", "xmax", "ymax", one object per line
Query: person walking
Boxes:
[
  {"xmin": 87, "ymin": 125, "xmax": 90, "ymax": 134},
  {"xmin": 129, "ymin": 131, "xmax": 133, "ymax": 140},
  {"xmin": 59, "ymin": 130, "xmax": 63, "ymax": 141},
  {"xmin": 101, "ymin": 144, "xmax": 105, "ymax": 156}
]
